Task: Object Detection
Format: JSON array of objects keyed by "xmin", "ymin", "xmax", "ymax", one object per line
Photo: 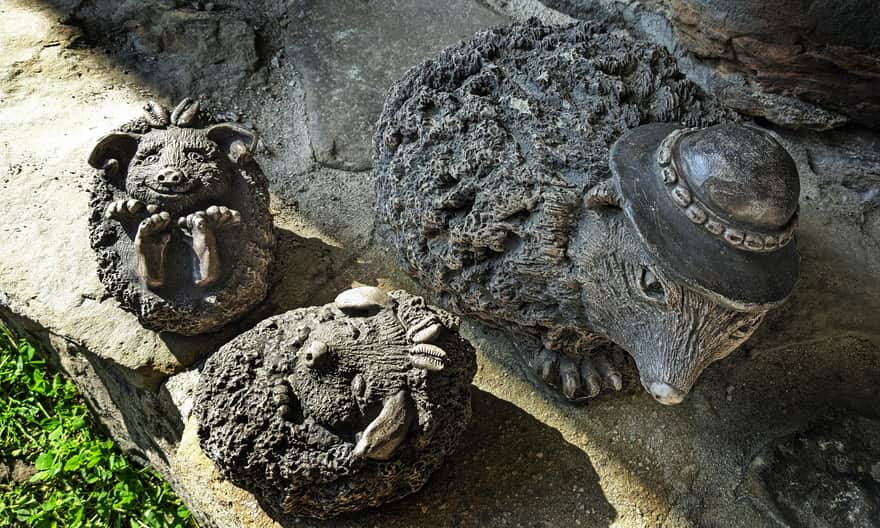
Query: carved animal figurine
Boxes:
[
  {"xmin": 194, "ymin": 287, "xmax": 476, "ymax": 520},
  {"xmin": 374, "ymin": 21, "xmax": 800, "ymax": 405},
  {"xmin": 88, "ymin": 98, "xmax": 275, "ymax": 335}
]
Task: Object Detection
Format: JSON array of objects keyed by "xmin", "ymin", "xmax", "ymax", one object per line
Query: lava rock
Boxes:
[
  {"xmin": 373, "ymin": 20, "xmax": 802, "ymax": 405},
  {"xmin": 88, "ymin": 98, "xmax": 275, "ymax": 335},
  {"xmin": 746, "ymin": 412, "xmax": 880, "ymax": 527},
  {"xmin": 194, "ymin": 288, "xmax": 477, "ymax": 520}
]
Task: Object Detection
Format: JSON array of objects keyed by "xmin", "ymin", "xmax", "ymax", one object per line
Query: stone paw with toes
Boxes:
[
  {"xmin": 531, "ymin": 349, "xmax": 623, "ymax": 402},
  {"xmin": 105, "ymin": 198, "xmax": 146, "ymax": 221},
  {"xmin": 134, "ymin": 211, "xmax": 173, "ymax": 288},
  {"xmin": 177, "ymin": 206, "xmax": 240, "ymax": 288}
]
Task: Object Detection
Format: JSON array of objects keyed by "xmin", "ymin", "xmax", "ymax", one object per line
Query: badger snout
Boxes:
[
  {"xmin": 644, "ymin": 381, "xmax": 686, "ymax": 405},
  {"xmin": 148, "ymin": 167, "xmax": 195, "ymax": 194}
]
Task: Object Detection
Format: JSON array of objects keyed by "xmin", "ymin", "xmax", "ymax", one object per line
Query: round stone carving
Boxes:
[
  {"xmin": 87, "ymin": 98, "xmax": 275, "ymax": 335},
  {"xmin": 193, "ymin": 288, "xmax": 477, "ymax": 520}
]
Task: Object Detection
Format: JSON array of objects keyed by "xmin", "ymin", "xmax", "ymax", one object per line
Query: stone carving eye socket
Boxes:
[
  {"xmin": 639, "ymin": 267, "xmax": 666, "ymax": 303},
  {"xmin": 143, "ymin": 154, "xmax": 160, "ymax": 165},
  {"xmin": 730, "ymin": 323, "xmax": 755, "ymax": 339}
]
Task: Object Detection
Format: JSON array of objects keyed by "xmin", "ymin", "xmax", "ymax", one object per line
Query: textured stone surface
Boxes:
[
  {"xmin": 284, "ymin": 0, "xmax": 506, "ymax": 170},
  {"xmin": 89, "ymin": 101, "xmax": 275, "ymax": 335},
  {"xmin": 522, "ymin": 0, "xmax": 860, "ymax": 131},
  {"xmin": 195, "ymin": 288, "xmax": 476, "ymax": 520},
  {"xmin": 745, "ymin": 413, "xmax": 880, "ymax": 527},
  {"xmin": 374, "ymin": 20, "xmax": 790, "ymax": 403},
  {"xmin": 1, "ymin": 1, "xmax": 879, "ymax": 527},
  {"xmin": 668, "ymin": 0, "xmax": 880, "ymax": 129}
]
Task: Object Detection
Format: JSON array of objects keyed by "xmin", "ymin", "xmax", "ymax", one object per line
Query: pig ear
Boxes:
[
  {"xmin": 88, "ymin": 133, "xmax": 140, "ymax": 182},
  {"xmin": 206, "ymin": 123, "xmax": 257, "ymax": 164},
  {"xmin": 585, "ymin": 179, "xmax": 623, "ymax": 210}
]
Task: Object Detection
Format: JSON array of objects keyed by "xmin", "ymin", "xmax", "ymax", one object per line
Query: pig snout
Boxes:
[{"xmin": 148, "ymin": 166, "xmax": 195, "ymax": 194}]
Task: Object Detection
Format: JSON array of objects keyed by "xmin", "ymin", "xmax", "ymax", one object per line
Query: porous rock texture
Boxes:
[
  {"xmin": 2, "ymin": 0, "xmax": 880, "ymax": 527},
  {"xmin": 375, "ymin": 20, "xmax": 762, "ymax": 400},
  {"xmin": 745, "ymin": 412, "xmax": 880, "ymax": 527},
  {"xmin": 89, "ymin": 104, "xmax": 275, "ymax": 335},
  {"xmin": 195, "ymin": 288, "xmax": 476, "ymax": 520}
]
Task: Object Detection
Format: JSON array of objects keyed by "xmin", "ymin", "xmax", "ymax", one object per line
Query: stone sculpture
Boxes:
[
  {"xmin": 374, "ymin": 21, "xmax": 801, "ymax": 405},
  {"xmin": 194, "ymin": 287, "xmax": 476, "ymax": 520},
  {"xmin": 88, "ymin": 98, "xmax": 275, "ymax": 335}
]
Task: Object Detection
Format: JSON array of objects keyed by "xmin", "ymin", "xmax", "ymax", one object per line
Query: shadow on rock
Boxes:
[
  {"xmin": 743, "ymin": 411, "xmax": 880, "ymax": 528},
  {"xmin": 331, "ymin": 388, "xmax": 617, "ymax": 527}
]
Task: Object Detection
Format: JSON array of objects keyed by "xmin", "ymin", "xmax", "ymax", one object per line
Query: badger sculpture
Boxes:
[
  {"xmin": 194, "ymin": 287, "xmax": 476, "ymax": 520},
  {"xmin": 88, "ymin": 98, "xmax": 275, "ymax": 335},
  {"xmin": 374, "ymin": 21, "xmax": 800, "ymax": 405}
]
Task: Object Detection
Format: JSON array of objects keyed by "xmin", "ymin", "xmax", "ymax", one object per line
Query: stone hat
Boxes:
[{"xmin": 610, "ymin": 122, "xmax": 800, "ymax": 310}]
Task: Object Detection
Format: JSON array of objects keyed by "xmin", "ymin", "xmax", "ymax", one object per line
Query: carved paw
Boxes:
[
  {"xmin": 137, "ymin": 211, "xmax": 173, "ymax": 240},
  {"xmin": 205, "ymin": 205, "xmax": 241, "ymax": 227},
  {"xmin": 105, "ymin": 198, "xmax": 146, "ymax": 221},
  {"xmin": 530, "ymin": 349, "xmax": 622, "ymax": 402},
  {"xmin": 134, "ymin": 212, "xmax": 172, "ymax": 289},
  {"xmin": 177, "ymin": 206, "xmax": 241, "ymax": 235}
]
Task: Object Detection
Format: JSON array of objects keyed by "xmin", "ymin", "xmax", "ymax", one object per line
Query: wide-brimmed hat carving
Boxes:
[{"xmin": 610, "ymin": 123, "xmax": 800, "ymax": 310}]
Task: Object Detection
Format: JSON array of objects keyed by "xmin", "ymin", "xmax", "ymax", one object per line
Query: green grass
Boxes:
[{"xmin": 0, "ymin": 325, "xmax": 197, "ymax": 528}]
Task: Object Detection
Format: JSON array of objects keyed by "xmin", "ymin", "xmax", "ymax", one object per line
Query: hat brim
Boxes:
[{"xmin": 610, "ymin": 123, "xmax": 799, "ymax": 311}]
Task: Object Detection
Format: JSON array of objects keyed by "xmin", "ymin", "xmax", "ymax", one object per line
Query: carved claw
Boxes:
[
  {"xmin": 531, "ymin": 348, "xmax": 622, "ymax": 402},
  {"xmin": 353, "ymin": 390, "xmax": 413, "ymax": 461},
  {"xmin": 105, "ymin": 198, "xmax": 146, "ymax": 222},
  {"xmin": 134, "ymin": 211, "xmax": 172, "ymax": 289}
]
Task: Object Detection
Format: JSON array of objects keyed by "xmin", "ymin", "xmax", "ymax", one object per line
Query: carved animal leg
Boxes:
[
  {"xmin": 105, "ymin": 198, "xmax": 146, "ymax": 222},
  {"xmin": 531, "ymin": 348, "xmax": 622, "ymax": 402},
  {"xmin": 179, "ymin": 206, "xmax": 240, "ymax": 288},
  {"xmin": 134, "ymin": 212, "xmax": 172, "ymax": 289}
]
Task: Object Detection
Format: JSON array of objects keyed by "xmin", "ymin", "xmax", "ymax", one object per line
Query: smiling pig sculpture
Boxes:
[
  {"xmin": 88, "ymin": 98, "xmax": 275, "ymax": 335},
  {"xmin": 194, "ymin": 287, "xmax": 476, "ymax": 519},
  {"xmin": 374, "ymin": 21, "xmax": 801, "ymax": 405}
]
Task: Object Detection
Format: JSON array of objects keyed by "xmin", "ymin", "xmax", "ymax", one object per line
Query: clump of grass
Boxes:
[{"xmin": 0, "ymin": 325, "xmax": 197, "ymax": 527}]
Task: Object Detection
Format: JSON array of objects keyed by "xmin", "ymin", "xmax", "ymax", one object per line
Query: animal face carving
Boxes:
[
  {"xmin": 87, "ymin": 98, "xmax": 274, "ymax": 335},
  {"xmin": 572, "ymin": 227, "xmax": 769, "ymax": 403},
  {"xmin": 373, "ymin": 21, "xmax": 800, "ymax": 405},
  {"xmin": 125, "ymin": 128, "xmax": 232, "ymax": 209},
  {"xmin": 194, "ymin": 288, "xmax": 477, "ymax": 520}
]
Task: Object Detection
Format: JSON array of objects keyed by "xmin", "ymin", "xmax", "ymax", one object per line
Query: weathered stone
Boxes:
[
  {"xmin": 88, "ymin": 98, "xmax": 275, "ymax": 335},
  {"xmin": 668, "ymin": 0, "xmax": 880, "ymax": 128},
  {"xmin": 745, "ymin": 412, "xmax": 880, "ymax": 528},
  {"xmin": 194, "ymin": 289, "xmax": 476, "ymax": 520},
  {"xmin": 284, "ymin": 0, "xmax": 506, "ymax": 171},
  {"xmin": 374, "ymin": 20, "xmax": 794, "ymax": 405}
]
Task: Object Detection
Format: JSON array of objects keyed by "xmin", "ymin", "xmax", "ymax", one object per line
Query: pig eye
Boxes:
[
  {"xmin": 638, "ymin": 267, "xmax": 666, "ymax": 302},
  {"xmin": 186, "ymin": 151, "xmax": 206, "ymax": 162}
]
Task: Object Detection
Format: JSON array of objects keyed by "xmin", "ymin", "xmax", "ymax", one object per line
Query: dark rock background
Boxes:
[{"xmin": 0, "ymin": 0, "xmax": 877, "ymax": 526}]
